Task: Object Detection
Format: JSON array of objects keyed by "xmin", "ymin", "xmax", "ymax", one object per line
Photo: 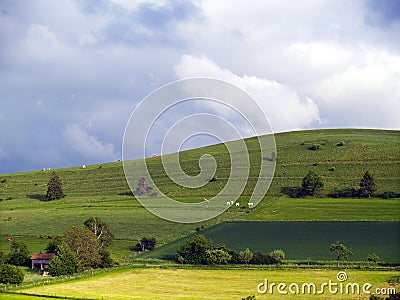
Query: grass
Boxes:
[
  {"xmin": 140, "ymin": 221, "xmax": 400, "ymax": 262},
  {"xmin": 246, "ymin": 197, "xmax": 400, "ymax": 221},
  {"xmin": 0, "ymin": 129, "xmax": 399, "ymax": 260},
  {"xmin": 9, "ymin": 268, "xmax": 399, "ymax": 300}
]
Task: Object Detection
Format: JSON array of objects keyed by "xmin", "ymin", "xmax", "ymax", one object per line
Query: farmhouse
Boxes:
[{"xmin": 31, "ymin": 253, "xmax": 54, "ymax": 271}]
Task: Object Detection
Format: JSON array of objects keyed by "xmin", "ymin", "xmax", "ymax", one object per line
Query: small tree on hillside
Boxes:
[
  {"xmin": 49, "ymin": 244, "xmax": 80, "ymax": 276},
  {"xmin": 45, "ymin": 172, "xmax": 65, "ymax": 201},
  {"xmin": 176, "ymin": 235, "xmax": 212, "ymax": 265},
  {"xmin": 300, "ymin": 171, "xmax": 324, "ymax": 196},
  {"xmin": 84, "ymin": 217, "xmax": 114, "ymax": 248},
  {"xmin": 359, "ymin": 171, "xmax": 376, "ymax": 198},
  {"xmin": 330, "ymin": 241, "xmax": 353, "ymax": 267},
  {"xmin": 8, "ymin": 241, "xmax": 30, "ymax": 266},
  {"xmin": 64, "ymin": 227, "xmax": 101, "ymax": 269}
]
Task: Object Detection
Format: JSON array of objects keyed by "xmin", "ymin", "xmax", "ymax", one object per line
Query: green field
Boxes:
[
  {"xmin": 140, "ymin": 221, "xmax": 400, "ymax": 262},
  {"xmin": 0, "ymin": 129, "xmax": 399, "ymax": 260},
  {"xmin": 5, "ymin": 268, "xmax": 397, "ymax": 300}
]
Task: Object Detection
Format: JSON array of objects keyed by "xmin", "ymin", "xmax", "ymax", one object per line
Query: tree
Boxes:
[
  {"xmin": 300, "ymin": 171, "xmax": 324, "ymax": 196},
  {"xmin": 135, "ymin": 177, "xmax": 152, "ymax": 196},
  {"xmin": 267, "ymin": 249, "xmax": 285, "ymax": 264},
  {"xmin": 49, "ymin": 244, "xmax": 79, "ymax": 276},
  {"xmin": 64, "ymin": 227, "xmax": 101, "ymax": 269},
  {"xmin": 8, "ymin": 241, "xmax": 30, "ymax": 266},
  {"xmin": 367, "ymin": 253, "xmax": 379, "ymax": 264},
  {"xmin": 176, "ymin": 235, "xmax": 212, "ymax": 264},
  {"xmin": 45, "ymin": 236, "xmax": 64, "ymax": 254},
  {"xmin": 330, "ymin": 241, "xmax": 353, "ymax": 267},
  {"xmin": 0, "ymin": 264, "xmax": 24, "ymax": 284},
  {"xmin": 239, "ymin": 248, "xmax": 253, "ymax": 264},
  {"xmin": 204, "ymin": 249, "xmax": 231, "ymax": 265},
  {"xmin": 45, "ymin": 172, "xmax": 65, "ymax": 201},
  {"xmin": 135, "ymin": 237, "xmax": 157, "ymax": 252},
  {"xmin": 84, "ymin": 217, "xmax": 114, "ymax": 248},
  {"xmin": 359, "ymin": 171, "xmax": 377, "ymax": 198}
]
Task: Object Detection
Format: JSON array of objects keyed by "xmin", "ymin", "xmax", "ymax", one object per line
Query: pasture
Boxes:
[
  {"xmin": 0, "ymin": 129, "xmax": 399, "ymax": 260},
  {"xmin": 140, "ymin": 221, "xmax": 400, "ymax": 262},
  {"xmin": 9, "ymin": 268, "xmax": 399, "ymax": 300}
]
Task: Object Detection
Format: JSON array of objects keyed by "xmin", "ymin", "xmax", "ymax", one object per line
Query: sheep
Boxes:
[
  {"xmin": 82, "ymin": 164, "xmax": 86, "ymax": 169},
  {"xmin": 230, "ymin": 200, "xmax": 234, "ymax": 205},
  {"xmin": 248, "ymin": 202, "xmax": 254, "ymax": 208},
  {"xmin": 226, "ymin": 201, "xmax": 231, "ymax": 206},
  {"xmin": 235, "ymin": 202, "xmax": 240, "ymax": 207}
]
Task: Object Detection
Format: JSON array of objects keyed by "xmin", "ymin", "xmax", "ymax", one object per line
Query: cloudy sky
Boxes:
[{"xmin": 1, "ymin": 0, "xmax": 399, "ymax": 174}]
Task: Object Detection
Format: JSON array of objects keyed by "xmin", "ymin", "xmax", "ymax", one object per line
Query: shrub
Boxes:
[
  {"xmin": 380, "ymin": 191, "xmax": 399, "ymax": 199},
  {"xmin": 49, "ymin": 245, "xmax": 80, "ymax": 276},
  {"xmin": 250, "ymin": 252, "xmax": 270, "ymax": 265},
  {"xmin": 300, "ymin": 171, "xmax": 324, "ymax": 196},
  {"xmin": 239, "ymin": 248, "xmax": 253, "ymax": 264},
  {"xmin": 204, "ymin": 249, "xmax": 231, "ymax": 265},
  {"xmin": 337, "ymin": 141, "xmax": 345, "ymax": 146},
  {"xmin": 267, "ymin": 249, "xmax": 285, "ymax": 264},
  {"xmin": 0, "ymin": 264, "xmax": 24, "ymax": 284},
  {"xmin": 8, "ymin": 241, "xmax": 30, "ymax": 266},
  {"xmin": 308, "ymin": 144, "xmax": 320, "ymax": 150},
  {"xmin": 367, "ymin": 253, "xmax": 379, "ymax": 263},
  {"xmin": 176, "ymin": 235, "xmax": 212, "ymax": 264},
  {"xmin": 331, "ymin": 187, "xmax": 359, "ymax": 198},
  {"xmin": 328, "ymin": 167, "xmax": 335, "ymax": 172}
]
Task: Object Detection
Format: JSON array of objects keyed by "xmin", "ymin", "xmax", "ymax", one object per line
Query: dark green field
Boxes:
[{"xmin": 140, "ymin": 221, "xmax": 400, "ymax": 262}]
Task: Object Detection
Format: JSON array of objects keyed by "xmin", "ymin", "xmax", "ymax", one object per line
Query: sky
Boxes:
[{"xmin": 0, "ymin": 0, "xmax": 399, "ymax": 174}]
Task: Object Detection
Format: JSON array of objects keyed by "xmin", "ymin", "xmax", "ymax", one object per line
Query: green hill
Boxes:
[{"xmin": 0, "ymin": 128, "xmax": 399, "ymax": 259}]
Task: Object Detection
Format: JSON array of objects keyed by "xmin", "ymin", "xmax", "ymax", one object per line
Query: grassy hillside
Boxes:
[{"xmin": 0, "ymin": 129, "xmax": 399, "ymax": 259}]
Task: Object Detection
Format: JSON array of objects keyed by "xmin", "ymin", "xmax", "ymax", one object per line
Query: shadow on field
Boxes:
[
  {"xmin": 118, "ymin": 191, "xmax": 134, "ymax": 197},
  {"xmin": 26, "ymin": 194, "xmax": 47, "ymax": 201},
  {"xmin": 281, "ymin": 187, "xmax": 302, "ymax": 198}
]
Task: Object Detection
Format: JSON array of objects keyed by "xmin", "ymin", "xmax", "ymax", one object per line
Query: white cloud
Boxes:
[
  {"xmin": 63, "ymin": 124, "xmax": 119, "ymax": 162},
  {"xmin": 175, "ymin": 55, "xmax": 321, "ymax": 132}
]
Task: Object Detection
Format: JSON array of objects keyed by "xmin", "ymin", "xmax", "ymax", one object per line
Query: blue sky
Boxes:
[{"xmin": 0, "ymin": 0, "xmax": 399, "ymax": 174}]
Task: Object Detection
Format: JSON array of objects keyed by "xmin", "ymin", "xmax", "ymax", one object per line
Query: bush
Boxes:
[
  {"xmin": 0, "ymin": 264, "xmax": 24, "ymax": 284},
  {"xmin": 45, "ymin": 172, "xmax": 65, "ymax": 201},
  {"xmin": 337, "ymin": 141, "xmax": 345, "ymax": 146},
  {"xmin": 308, "ymin": 144, "xmax": 320, "ymax": 150},
  {"xmin": 239, "ymin": 248, "xmax": 253, "ymax": 264},
  {"xmin": 299, "ymin": 171, "xmax": 324, "ymax": 197},
  {"xmin": 204, "ymin": 249, "xmax": 231, "ymax": 265},
  {"xmin": 331, "ymin": 187, "xmax": 359, "ymax": 198},
  {"xmin": 49, "ymin": 245, "xmax": 80, "ymax": 276},
  {"xmin": 380, "ymin": 191, "xmax": 399, "ymax": 199},
  {"xmin": 8, "ymin": 241, "xmax": 30, "ymax": 266},
  {"xmin": 250, "ymin": 252, "xmax": 270, "ymax": 265},
  {"xmin": 367, "ymin": 253, "xmax": 379, "ymax": 263},
  {"xmin": 176, "ymin": 235, "xmax": 212, "ymax": 265},
  {"xmin": 267, "ymin": 249, "xmax": 285, "ymax": 264}
]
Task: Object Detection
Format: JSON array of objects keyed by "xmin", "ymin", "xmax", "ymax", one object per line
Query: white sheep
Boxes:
[
  {"xmin": 226, "ymin": 201, "xmax": 231, "ymax": 206},
  {"xmin": 235, "ymin": 202, "xmax": 240, "ymax": 207},
  {"xmin": 248, "ymin": 202, "xmax": 254, "ymax": 208},
  {"xmin": 230, "ymin": 200, "xmax": 234, "ymax": 205},
  {"xmin": 82, "ymin": 164, "xmax": 86, "ymax": 169}
]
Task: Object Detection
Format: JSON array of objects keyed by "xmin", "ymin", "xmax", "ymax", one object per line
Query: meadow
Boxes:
[
  {"xmin": 0, "ymin": 129, "xmax": 399, "ymax": 299},
  {"xmin": 0, "ymin": 129, "xmax": 399, "ymax": 260},
  {"xmin": 8, "ymin": 268, "xmax": 399, "ymax": 300}
]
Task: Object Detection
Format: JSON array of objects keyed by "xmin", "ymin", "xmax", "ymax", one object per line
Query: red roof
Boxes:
[{"xmin": 31, "ymin": 253, "xmax": 55, "ymax": 260}]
